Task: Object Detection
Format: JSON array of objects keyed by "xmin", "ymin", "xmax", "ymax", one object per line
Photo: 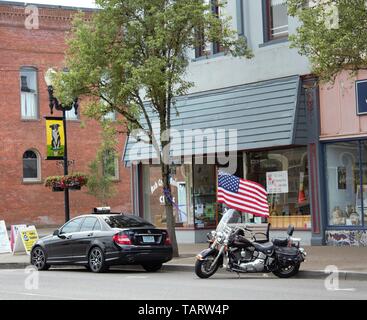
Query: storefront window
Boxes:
[
  {"xmin": 193, "ymin": 164, "xmax": 217, "ymax": 229},
  {"xmin": 361, "ymin": 142, "xmax": 367, "ymax": 225},
  {"xmin": 246, "ymin": 147, "xmax": 310, "ymax": 229},
  {"xmin": 326, "ymin": 141, "xmax": 366, "ymax": 227},
  {"xmin": 142, "ymin": 165, "xmax": 194, "ymax": 228}
]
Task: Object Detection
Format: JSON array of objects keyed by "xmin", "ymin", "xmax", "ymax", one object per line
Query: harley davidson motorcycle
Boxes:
[{"xmin": 195, "ymin": 209, "xmax": 307, "ymax": 279}]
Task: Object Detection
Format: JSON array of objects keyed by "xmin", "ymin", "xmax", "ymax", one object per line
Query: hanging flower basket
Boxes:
[
  {"xmin": 52, "ymin": 185, "xmax": 65, "ymax": 192},
  {"xmin": 45, "ymin": 173, "xmax": 88, "ymax": 192}
]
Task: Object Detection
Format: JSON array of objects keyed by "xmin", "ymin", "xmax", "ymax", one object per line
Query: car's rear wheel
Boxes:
[
  {"xmin": 31, "ymin": 246, "xmax": 50, "ymax": 271},
  {"xmin": 88, "ymin": 247, "xmax": 109, "ymax": 273},
  {"xmin": 142, "ymin": 263, "xmax": 163, "ymax": 272}
]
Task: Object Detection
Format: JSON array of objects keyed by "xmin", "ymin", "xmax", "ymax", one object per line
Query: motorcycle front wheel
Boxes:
[
  {"xmin": 272, "ymin": 262, "xmax": 300, "ymax": 278},
  {"xmin": 195, "ymin": 255, "xmax": 219, "ymax": 279}
]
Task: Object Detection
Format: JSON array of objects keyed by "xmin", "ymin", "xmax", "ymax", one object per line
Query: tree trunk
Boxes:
[{"xmin": 161, "ymin": 162, "xmax": 179, "ymax": 257}]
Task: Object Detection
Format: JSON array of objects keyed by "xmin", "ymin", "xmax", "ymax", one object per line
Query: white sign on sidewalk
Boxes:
[
  {"xmin": 0, "ymin": 221, "xmax": 11, "ymax": 254},
  {"xmin": 266, "ymin": 171, "xmax": 289, "ymax": 194},
  {"xmin": 13, "ymin": 226, "xmax": 39, "ymax": 255},
  {"xmin": 10, "ymin": 224, "xmax": 27, "ymax": 251}
]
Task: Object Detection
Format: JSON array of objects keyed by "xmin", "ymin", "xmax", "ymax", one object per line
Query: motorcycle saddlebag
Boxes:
[{"xmin": 275, "ymin": 247, "xmax": 301, "ymax": 264}]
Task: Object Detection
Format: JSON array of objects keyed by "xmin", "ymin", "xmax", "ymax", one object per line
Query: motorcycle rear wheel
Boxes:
[
  {"xmin": 272, "ymin": 262, "xmax": 300, "ymax": 278},
  {"xmin": 195, "ymin": 256, "xmax": 219, "ymax": 279}
]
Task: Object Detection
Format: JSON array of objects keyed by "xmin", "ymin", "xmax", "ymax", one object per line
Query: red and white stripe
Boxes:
[{"xmin": 217, "ymin": 179, "xmax": 269, "ymax": 217}]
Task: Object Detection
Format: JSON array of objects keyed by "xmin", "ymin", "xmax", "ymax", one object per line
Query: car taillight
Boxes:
[
  {"xmin": 164, "ymin": 234, "xmax": 171, "ymax": 245},
  {"xmin": 113, "ymin": 233, "xmax": 132, "ymax": 245}
]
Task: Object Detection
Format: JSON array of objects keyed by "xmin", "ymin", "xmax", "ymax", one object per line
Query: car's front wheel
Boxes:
[
  {"xmin": 31, "ymin": 246, "xmax": 50, "ymax": 271},
  {"xmin": 88, "ymin": 247, "xmax": 109, "ymax": 273},
  {"xmin": 142, "ymin": 263, "xmax": 163, "ymax": 272}
]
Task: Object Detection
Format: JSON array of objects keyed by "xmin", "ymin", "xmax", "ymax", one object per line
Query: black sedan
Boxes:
[{"xmin": 30, "ymin": 209, "xmax": 173, "ymax": 273}]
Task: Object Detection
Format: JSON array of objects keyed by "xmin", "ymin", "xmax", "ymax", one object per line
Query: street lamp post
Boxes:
[{"xmin": 44, "ymin": 68, "xmax": 79, "ymax": 222}]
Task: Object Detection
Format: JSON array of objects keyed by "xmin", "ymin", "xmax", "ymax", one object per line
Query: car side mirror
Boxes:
[
  {"xmin": 53, "ymin": 229, "xmax": 60, "ymax": 236},
  {"xmin": 287, "ymin": 225, "xmax": 295, "ymax": 236}
]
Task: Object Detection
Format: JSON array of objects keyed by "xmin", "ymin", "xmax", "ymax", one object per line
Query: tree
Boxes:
[
  {"xmin": 86, "ymin": 122, "xmax": 118, "ymax": 206},
  {"xmin": 54, "ymin": 0, "xmax": 253, "ymax": 257},
  {"xmin": 288, "ymin": 0, "xmax": 367, "ymax": 82}
]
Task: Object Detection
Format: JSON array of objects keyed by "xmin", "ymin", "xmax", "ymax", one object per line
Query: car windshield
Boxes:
[{"xmin": 103, "ymin": 215, "xmax": 154, "ymax": 229}]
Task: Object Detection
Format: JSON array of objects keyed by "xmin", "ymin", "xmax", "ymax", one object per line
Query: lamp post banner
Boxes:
[{"xmin": 45, "ymin": 117, "xmax": 65, "ymax": 160}]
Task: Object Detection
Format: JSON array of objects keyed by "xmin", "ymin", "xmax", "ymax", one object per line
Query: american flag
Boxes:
[{"xmin": 217, "ymin": 171, "xmax": 269, "ymax": 217}]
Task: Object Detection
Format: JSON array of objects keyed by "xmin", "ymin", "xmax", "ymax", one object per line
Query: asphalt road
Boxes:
[{"xmin": 0, "ymin": 266, "xmax": 366, "ymax": 300}]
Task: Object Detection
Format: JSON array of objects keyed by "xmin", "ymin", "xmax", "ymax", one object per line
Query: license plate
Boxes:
[{"xmin": 142, "ymin": 236, "xmax": 155, "ymax": 243}]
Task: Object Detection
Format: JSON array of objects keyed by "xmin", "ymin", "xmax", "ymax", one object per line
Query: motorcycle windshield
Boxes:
[{"xmin": 216, "ymin": 209, "xmax": 243, "ymax": 233}]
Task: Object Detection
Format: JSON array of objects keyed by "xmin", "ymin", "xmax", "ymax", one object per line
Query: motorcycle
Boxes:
[{"xmin": 195, "ymin": 209, "xmax": 307, "ymax": 279}]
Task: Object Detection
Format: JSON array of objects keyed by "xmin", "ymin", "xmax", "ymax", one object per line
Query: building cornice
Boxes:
[{"xmin": 0, "ymin": 2, "xmax": 94, "ymax": 29}]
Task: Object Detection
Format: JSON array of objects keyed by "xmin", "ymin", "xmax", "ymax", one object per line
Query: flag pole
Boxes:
[{"xmin": 215, "ymin": 167, "xmax": 218, "ymax": 226}]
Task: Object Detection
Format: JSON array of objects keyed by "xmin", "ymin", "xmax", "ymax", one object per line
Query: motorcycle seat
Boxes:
[
  {"xmin": 253, "ymin": 242, "xmax": 274, "ymax": 253},
  {"xmin": 272, "ymin": 237, "xmax": 289, "ymax": 247}
]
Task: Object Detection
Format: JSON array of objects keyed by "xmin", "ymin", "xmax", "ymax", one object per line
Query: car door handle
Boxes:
[
  {"xmin": 66, "ymin": 235, "xmax": 72, "ymax": 240},
  {"xmin": 87, "ymin": 233, "xmax": 93, "ymax": 237}
]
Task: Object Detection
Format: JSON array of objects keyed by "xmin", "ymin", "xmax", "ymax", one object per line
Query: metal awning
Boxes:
[{"xmin": 123, "ymin": 75, "xmax": 307, "ymax": 164}]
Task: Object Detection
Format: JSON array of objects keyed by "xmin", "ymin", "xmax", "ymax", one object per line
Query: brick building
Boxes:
[{"xmin": 0, "ymin": 2, "xmax": 131, "ymax": 227}]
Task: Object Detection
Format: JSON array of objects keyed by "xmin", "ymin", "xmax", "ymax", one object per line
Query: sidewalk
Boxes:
[
  {"xmin": 163, "ymin": 244, "xmax": 367, "ymax": 280},
  {"xmin": 2, "ymin": 229, "xmax": 367, "ymax": 280}
]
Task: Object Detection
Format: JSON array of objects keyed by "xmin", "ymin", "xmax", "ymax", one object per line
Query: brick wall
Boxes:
[{"xmin": 0, "ymin": 3, "xmax": 131, "ymax": 227}]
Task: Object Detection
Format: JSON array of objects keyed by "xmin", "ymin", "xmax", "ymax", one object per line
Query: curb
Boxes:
[
  {"xmin": 1, "ymin": 262, "xmax": 367, "ymax": 281},
  {"xmin": 0, "ymin": 263, "xmax": 30, "ymax": 270},
  {"xmin": 295, "ymin": 270, "xmax": 367, "ymax": 281},
  {"xmin": 163, "ymin": 264, "xmax": 367, "ymax": 281}
]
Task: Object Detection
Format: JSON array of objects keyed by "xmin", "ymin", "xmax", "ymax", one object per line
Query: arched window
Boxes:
[{"xmin": 23, "ymin": 150, "xmax": 41, "ymax": 181}]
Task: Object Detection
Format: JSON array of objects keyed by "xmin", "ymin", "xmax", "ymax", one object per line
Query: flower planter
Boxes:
[
  {"xmin": 52, "ymin": 186, "xmax": 65, "ymax": 192},
  {"xmin": 68, "ymin": 185, "xmax": 81, "ymax": 191},
  {"xmin": 45, "ymin": 173, "xmax": 88, "ymax": 192},
  {"xmin": 52, "ymin": 184, "xmax": 81, "ymax": 192}
]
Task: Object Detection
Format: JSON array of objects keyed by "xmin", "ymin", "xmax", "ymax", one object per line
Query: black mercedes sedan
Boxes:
[{"xmin": 30, "ymin": 208, "xmax": 173, "ymax": 273}]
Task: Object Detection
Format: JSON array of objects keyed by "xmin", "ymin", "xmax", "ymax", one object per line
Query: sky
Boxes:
[{"xmin": 1, "ymin": 0, "xmax": 97, "ymax": 8}]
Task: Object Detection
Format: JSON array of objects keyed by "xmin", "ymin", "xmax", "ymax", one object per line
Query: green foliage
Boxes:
[
  {"xmin": 54, "ymin": 0, "xmax": 253, "ymax": 142},
  {"xmin": 288, "ymin": 0, "xmax": 367, "ymax": 82},
  {"xmin": 86, "ymin": 122, "xmax": 118, "ymax": 206}
]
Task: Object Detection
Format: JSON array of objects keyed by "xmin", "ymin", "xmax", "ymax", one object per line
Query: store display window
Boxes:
[
  {"xmin": 142, "ymin": 164, "xmax": 194, "ymax": 228},
  {"xmin": 325, "ymin": 141, "xmax": 367, "ymax": 227},
  {"xmin": 246, "ymin": 147, "xmax": 310, "ymax": 229},
  {"xmin": 193, "ymin": 164, "xmax": 217, "ymax": 229}
]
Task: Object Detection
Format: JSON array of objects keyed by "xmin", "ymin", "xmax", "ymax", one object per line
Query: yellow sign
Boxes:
[
  {"xmin": 12, "ymin": 226, "xmax": 39, "ymax": 255},
  {"xmin": 45, "ymin": 117, "xmax": 65, "ymax": 160},
  {"xmin": 20, "ymin": 229, "xmax": 39, "ymax": 254}
]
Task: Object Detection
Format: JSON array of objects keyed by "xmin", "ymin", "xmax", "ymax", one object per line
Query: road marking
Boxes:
[{"xmin": 333, "ymin": 288, "xmax": 356, "ymax": 292}]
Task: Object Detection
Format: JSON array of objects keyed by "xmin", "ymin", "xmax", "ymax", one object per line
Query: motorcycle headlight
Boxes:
[{"xmin": 216, "ymin": 232, "xmax": 224, "ymax": 244}]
